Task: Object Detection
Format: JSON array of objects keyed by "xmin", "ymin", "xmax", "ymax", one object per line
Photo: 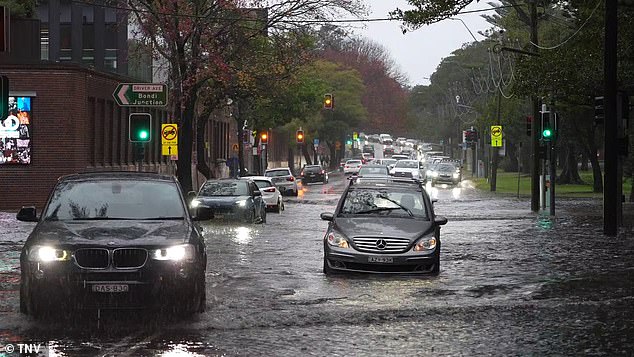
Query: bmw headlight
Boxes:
[
  {"xmin": 28, "ymin": 245, "xmax": 71, "ymax": 262},
  {"xmin": 235, "ymin": 199, "xmax": 248, "ymax": 207},
  {"xmin": 152, "ymin": 244, "xmax": 195, "ymax": 261},
  {"xmin": 326, "ymin": 231, "xmax": 350, "ymax": 248},
  {"xmin": 190, "ymin": 199, "xmax": 201, "ymax": 208},
  {"xmin": 413, "ymin": 236, "xmax": 437, "ymax": 251}
]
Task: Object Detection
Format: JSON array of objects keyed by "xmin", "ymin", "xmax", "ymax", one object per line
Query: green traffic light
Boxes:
[
  {"xmin": 346, "ymin": 140, "xmax": 352, "ymax": 145},
  {"xmin": 138, "ymin": 131, "xmax": 149, "ymax": 140},
  {"xmin": 542, "ymin": 129, "xmax": 552, "ymax": 138}
]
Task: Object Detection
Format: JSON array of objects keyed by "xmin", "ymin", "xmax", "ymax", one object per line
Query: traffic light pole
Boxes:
[
  {"xmin": 549, "ymin": 140, "xmax": 556, "ymax": 216},
  {"xmin": 530, "ymin": 2, "xmax": 541, "ymax": 212}
]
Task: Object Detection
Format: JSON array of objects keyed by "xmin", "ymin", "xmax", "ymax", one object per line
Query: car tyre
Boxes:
[
  {"xmin": 275, "ymin": 199, "xmax": 282, "ymax": 213},
  {"xmin": 292, "ymin": 189, "xmax": 298, "ymax": 197},
  {"xmin": 323, "ymin": 258, "xmax": 333, "ymax": 275},
  {"xmin": 244, "ymin": 209, "xmax": 255, "ymax": 223},
  {"xmin": 431, "ymin": 251, "xmax": 440, "ymax": 275},
  {"xmin": 19, "ymin": 281, "xmax": 27, "ymax": 314},
  {"xmin": 261, "ymin": 208, "xmax": 267, "ymax": 224}
]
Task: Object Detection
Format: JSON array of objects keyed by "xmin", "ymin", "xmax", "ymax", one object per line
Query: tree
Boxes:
[{"xmin": 128, "ymin": 0, "xmax": 367, "ymax": 192}]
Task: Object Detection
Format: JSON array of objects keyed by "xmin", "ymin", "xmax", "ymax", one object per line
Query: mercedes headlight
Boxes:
[
  {"xmin": 152, "ymin": 244, "xmax": 195, "ymax": 261},
  {"xmin": 326, "ymin": 231, "xmax": 350, "ymax": 248},
  {"xmin": 28, "ymin": 245, "xmax": 71, "ymax": 262},
  {"xmin": 413, "ymin": 236, "xmax": 437, "ymax": 251}
]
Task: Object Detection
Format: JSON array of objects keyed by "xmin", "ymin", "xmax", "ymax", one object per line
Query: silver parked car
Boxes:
[{"xmin": 264, "ymin": 168, "xmax": 299, "ymax": 196}]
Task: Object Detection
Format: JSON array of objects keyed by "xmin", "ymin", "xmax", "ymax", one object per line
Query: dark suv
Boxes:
[
  {"xmin": 17, "ymin": 172, "xmax": 209, "ymax": 318},
  {"xmin": 300, "ymin": 165, "xmax": 328, "ymax": 184},
  {"xmin": 320, "ymin": 177, "xmax": 447, "ymax": 275}
]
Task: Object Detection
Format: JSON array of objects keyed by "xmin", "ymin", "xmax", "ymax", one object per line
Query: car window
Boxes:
[
  {"xmin": 339, "ymin": 188, "xmax": 428, "ymax": 218},
  {"xmin": 253, "ymin": 180, "xmax": 272, "ymax": 189},
  {"xmin": 438, "ymin": 164, "xmax": 456, "ymax": 171},
  {"xmin": 265, "ymin": 169, "xmax": 290, "ymax": 177},
  {"xmin": 359, "ymin": 167, "xmax": 388, "ymax": 175},
  {"xmin": 347, "ymin": 160, "xmax": 362, "ymax": 165},
  {"xmin": 199, "ymin": 181, "xmax": 249, "ymax": 196},
  {"xmin": 304, "ymin": 166, "xmax": 321, "ymax": 172},
  {"xmin": 43, "ymin": 180, "xmax": 185, "ymax": 221},
  {"xmin": 395, "ymin": 161, "xmax": 418, "ymax": 168}
]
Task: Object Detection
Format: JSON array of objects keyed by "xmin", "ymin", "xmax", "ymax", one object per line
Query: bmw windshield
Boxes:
[{"xmin": 44, "ymin": 180, "xmax": 185, "ymax": 221}]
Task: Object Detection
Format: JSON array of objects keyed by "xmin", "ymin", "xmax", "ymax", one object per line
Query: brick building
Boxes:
[{"xmin": 0, "ymin": 3, "xmax": 234, "ymax": 211}]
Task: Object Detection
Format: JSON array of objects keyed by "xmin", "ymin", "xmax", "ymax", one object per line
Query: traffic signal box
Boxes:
[
  {"xmin": 323, "ymin": 93, "xmax": 334, "ymax": 110},
  {"xmin": 129, "ymin": 113, "xmax": 152, "ymax": 142},
  {"xmin": 260, "ymin": 131, "xmax": 268, "ymax": 144},
  {"xmin": 526, "ymin": 116, "xmax": 533, "ymax": 137},
  {"xmin": 296, "ymin": 129, "xmax": 304, "ymax": 144}
]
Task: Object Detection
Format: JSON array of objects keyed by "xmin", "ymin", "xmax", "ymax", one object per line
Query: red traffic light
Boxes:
[{"xmin": 296, "ymin": 130, "xmax": 304, "ymax": 143}]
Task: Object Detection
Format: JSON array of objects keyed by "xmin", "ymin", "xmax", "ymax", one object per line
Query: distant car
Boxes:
[
  {"xmin": 192, "ymin": 179, "xmax": 267, "ymax": 223},
  {"xmin": 264, "ymin": 168, "xmax": 299, "ymax": 196},
  {"xmin": 357, "ymin": 164, "xmax": 390, "ymax": 177},
  {"xmin": 301, "ymin": 165, "xmax": 329, "ymax": 184},
  {"xmin": 362, "ymin": 144, "xmax": 375, "ymax": 154},
  {"xmin": 391, "ymin": 159, "xmax": 424, "ymax": 180},
  {"xmin": 17, "ymin": 172, "xmax": 208, "ymax": 318},
  {"xmin": 429, "ymin": 163, "xmax": 461, "ymax": 186},
  {"xmin": 376, "ymin": 158, "xmax": 397, "ymax": 171},
  {"xmin": 339, "ymin": 158, "xmax": 353, "ymax": 172},
  {"xmin": 343, "ymin": 159, "xmax": 363, "ymax": 175},
  {"xmin": 391, "ymin": 154, "xmax": 410, "ymax": 161},
  {"xmin": 321, "ymin": 177, "xmax": 447, "ymax": 275},
  {"xmin": 240, "ymin": 176, "xmax": 284, "ymax": 212}
]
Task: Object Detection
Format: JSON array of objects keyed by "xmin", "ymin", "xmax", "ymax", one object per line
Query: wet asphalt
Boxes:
[{"xmin": 0, "ymin": 172, "xmax": 633, "ymax": 356}]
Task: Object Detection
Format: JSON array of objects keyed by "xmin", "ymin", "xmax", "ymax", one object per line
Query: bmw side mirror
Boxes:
[
  {"xmin": 432, "ymin": 198, "xmax": 438, "ymax": 204},
  {"xmin": 320, "ymin": 212, "xmax": 334, "ymax": 221},
  {"xmin": 253, "ymin": 190, "xmax": 262, "ymax": 197},
  {"xmin": 434, "ymin": 215, "xmax": 448, "ymax": 226},
  {"xmin": 16, "ymin": 206, "xmax": 38, "ymax": 222},
  {"xmin": 186, "ymin": 191, "xmax": 197, "ymax": 203}
]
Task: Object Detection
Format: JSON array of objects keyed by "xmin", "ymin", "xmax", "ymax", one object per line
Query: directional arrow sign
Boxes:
[{"xmin": 113, "ymin": 83, "xmax": 168, "ymax": 107}]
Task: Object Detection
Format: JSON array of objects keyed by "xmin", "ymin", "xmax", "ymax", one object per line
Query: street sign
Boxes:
[
  {"xmin": 161, "ymin": 124, "xmax": 178, "ymax": 145},
  {"xmin": 161, "ymin": 144, "xmax": 178, "ymax": 156},
  {"xmin": 314, "ymin": 138, "xmax": 319, "ymax": 145},
  {"xmin": 232, "ymin": 143, "xmax": 239, "ymax": 152},
  {"xmin": 113, "ymin": 83, "xmax": 168, "ymax": 107},
  {"xmin": 491, "ymin": 125, "xmax": 503, "ymax": 147}
]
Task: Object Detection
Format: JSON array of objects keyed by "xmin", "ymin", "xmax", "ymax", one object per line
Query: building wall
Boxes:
[{"xmin": 0, "ymin": 64, "xmax": 173, "ymax": 211}]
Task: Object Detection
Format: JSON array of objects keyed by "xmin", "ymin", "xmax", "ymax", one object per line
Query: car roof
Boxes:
[
  {"xmin": 349, "ymin": 177, "xmax": 424, "ymax": 190},
  {"xmin": 265, "ymin": 168, "xmax": 291, "ymax": 172},
  {"xmin": 360, "ymin": 164, "xmax": 388, "ymax": 169},
  {"xmin": 239, "ymin": 175, "xmax": 272, "ymax": 181},
  {"xmin": 59, "ymin": 171, "xmax": 176, "ymax": 183}
]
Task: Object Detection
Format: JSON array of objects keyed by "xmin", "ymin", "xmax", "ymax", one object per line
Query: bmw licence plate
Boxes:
[
  {"xmin": 92, "ymin": 284, "xmax": 129, "ymax": 293},
  {"xmin": 368, "ymin": 256, "xmax": 393, "ymax": 263}
]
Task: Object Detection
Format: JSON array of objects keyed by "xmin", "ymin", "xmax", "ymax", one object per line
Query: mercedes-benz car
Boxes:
[
  {"xmin": 17, "ymin": 172, "xmax": 209, "ymax": 318},
  {"xmin": 321, "ymin": 177, "xmax": 447, "ymax": 275}
]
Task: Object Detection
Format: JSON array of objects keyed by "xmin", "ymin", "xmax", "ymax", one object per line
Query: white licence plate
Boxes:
[
  {"xmin": 92, "ymin": 284, "xmax": 129, "ymax": 293},
  {"xmin": 368, "ymin": 256, "xmax": 393, "ymax": 263}
]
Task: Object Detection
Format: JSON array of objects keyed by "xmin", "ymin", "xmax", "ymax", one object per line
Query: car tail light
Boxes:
[
  {"xmin": 287, "ymin": 177, "xmax": 295, "ymax": 182},
  {"xmin": 300, "ymin": 171, "xmax": 304, "ymax": 177},
  {"xmin": 320, "ymin": 170, "xmax": 325, "ymax": 174},
  {"xmin": 263, "ymin": 188, "xmax": 276, "ymax": 193},
  {"xmin": 345, "ymin": 165, "xmax": 349, "ymax": 168}
]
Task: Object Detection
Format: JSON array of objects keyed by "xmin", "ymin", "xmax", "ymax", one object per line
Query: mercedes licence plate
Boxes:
[
  {"xmin": 368, "ymin": 256, "xmax": 393, "ymax": 263},
  {"xmin": 92, "ymin": 284, "xmax": 129, "ymax": 293}
]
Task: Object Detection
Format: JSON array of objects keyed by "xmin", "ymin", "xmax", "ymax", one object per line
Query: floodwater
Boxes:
[{"xmin": 0, "ymin": 174, "xmax": 633, "ymax": 356}]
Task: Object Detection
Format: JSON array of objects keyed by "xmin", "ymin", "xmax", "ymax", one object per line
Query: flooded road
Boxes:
[{"xmin": 0, "ymin": 173, "xmax": 633, "ymax": 356}]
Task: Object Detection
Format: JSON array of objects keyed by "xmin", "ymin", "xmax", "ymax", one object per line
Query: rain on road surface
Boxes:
[{"xmin": 0, "ymin": 172, "xmax": 633, "ymax": 356}]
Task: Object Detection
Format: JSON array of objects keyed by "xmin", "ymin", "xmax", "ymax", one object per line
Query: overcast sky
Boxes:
[{"xmin": 353, "ymin": 1, "xmax": 496, "ymax": 87}]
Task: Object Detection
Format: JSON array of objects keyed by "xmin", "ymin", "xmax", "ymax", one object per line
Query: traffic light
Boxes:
[
  {"xmin": 594, "ymin": 96, "xmax": 604, "ymax": 126},
  {"xmin": 346, "ymin": 135, "xmax": 352, "ymax": 145},
  {"xmin": 296, "ymin": 129, "xmax": 304, "ymax": 144},
  {"xmin": 526, "ymin": 116, "xmax": 533, "ymax": 137},
  {"xmin": 323, "ymin": 93, "xmax": 334, "ymax": 110},
  {"xmin": 464, "ymin": 129, "xmax": 478, "ymax": 143},
  {"xmin": 541, "ymin": 112, "xmax": 553, "ymax": 141},
  {"xmin": 260, "ymin": 131, "xmax": 268, "ymax": 144},
  {"xmin": 129, "ymin": 113, "xmax": 152, "ymax": 142}
]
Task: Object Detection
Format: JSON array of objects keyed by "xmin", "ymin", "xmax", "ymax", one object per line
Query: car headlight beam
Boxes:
[
  {"xmin": 28, "ymin": 245, "xmax": 70, "ymax": 262},
  {"xmin": 235, "ymin": 199, "xmax": 248, "ymax": 207},
  {"xmin": 152, "ymin": 244, "xmax": 195, "ymax": 261}
]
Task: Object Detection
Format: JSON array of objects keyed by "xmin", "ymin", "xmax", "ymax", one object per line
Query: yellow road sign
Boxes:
[
  {"xmin": 162, "ymin": 144, "xmax": 178, "ymax": 156},
  {"xmin": 491, "ymin": 125, "xmax": 503, "ymax": 147},
  {"xmin": 161, "ymin": 124, "xmax": 178, "ymax": 145}
]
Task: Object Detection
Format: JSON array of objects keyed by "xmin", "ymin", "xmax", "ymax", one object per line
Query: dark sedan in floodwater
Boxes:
[
  {"xmin": 17, "ymin": 172, "xmax": 209, "ymax": 318},
  {"xmin": 321, "ymin": 177, "xmax": 447, "ymax": 275},
  {"xmin": 191, "ymin": 179, "xmax": 266, "ymax": 223}
]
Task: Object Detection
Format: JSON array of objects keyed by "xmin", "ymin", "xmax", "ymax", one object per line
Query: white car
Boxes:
[
  {"xmin": 264, "ymin": 168, "xmax": 299, "ymax": 196},
  {"xmin": 343, "ymin": 159, "xmax": 363, "ymax": 175},
  {"xmin": 240, "ymin": 176, "xmax": 284, "ymax": 212},
  {"xmin": 390, "ymin": 159, "xmax": 424, "ymax": 180}
]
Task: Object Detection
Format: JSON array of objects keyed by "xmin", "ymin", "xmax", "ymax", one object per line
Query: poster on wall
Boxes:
[{"xmin": 0, "ymin": 97, "xmax": 32, "ymax": 165}]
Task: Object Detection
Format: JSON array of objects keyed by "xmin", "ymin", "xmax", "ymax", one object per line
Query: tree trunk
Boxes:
[
  {"xmin": 302, "ymin": 144, "xmax": 312, "ymax": 166},
  {"xmin": 587, "ymin": 148, "xmax": 603, "ymax": 193},
  {"xmin": 236, "ymin": 119, "xmax": 246, "ymax": 177},
  {"xmin": 580, "ymin": 152, "xmax": 589, "ymax": 171},
  {"xmin": 557, "ymin": 144, "xmax": 584, "ymax": 184},
  {"xmin": 177, "ymin": 97, "xmax": 196, "ymax": 193},
  {"xmin": 196, "ymin": 114, "xmax": 212, "ymax": 179},
  {"xmin": 287, "ymin": 147, "xmax": 294, "ymax": 173}
]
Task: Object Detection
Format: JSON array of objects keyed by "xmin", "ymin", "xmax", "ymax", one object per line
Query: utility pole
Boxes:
[
  {"xmin": 604, "ymin": 0, "xmax": 619, "ymax": 235},
  {"xmin": 530, "ymin": 0, "xmax": 541, "ymax": 212},
  {"xmin": 491, "ymin": 89, "xmax": 502, "ymax": 191}
]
